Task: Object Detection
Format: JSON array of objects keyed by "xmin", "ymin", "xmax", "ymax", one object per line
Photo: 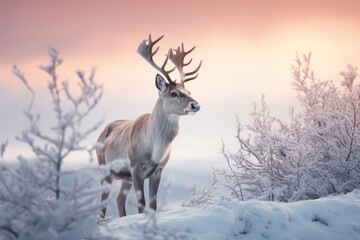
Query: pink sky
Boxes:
[
  {"xmin": 1, "ymin": 0, "xmax": 359, "ymax": 62},
  {"xmin": 1, "ymin": 0, "xmax": 360, "ymax": 166}
]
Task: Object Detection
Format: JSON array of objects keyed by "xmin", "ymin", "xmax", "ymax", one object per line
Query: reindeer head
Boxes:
[{"xmin": 137, "ymin": 34, "xmax": 201, "ymax": 116}]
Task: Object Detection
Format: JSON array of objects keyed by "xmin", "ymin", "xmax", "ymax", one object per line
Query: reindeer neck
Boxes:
[{"xmin": 149, "ymin": 98, "xmax": 179, "ymax": 144}]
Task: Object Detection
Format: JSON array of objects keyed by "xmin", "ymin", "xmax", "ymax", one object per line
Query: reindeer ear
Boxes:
[{"xmin": 155, "ymin": 74, "xmax": 168, "ymax": 92}]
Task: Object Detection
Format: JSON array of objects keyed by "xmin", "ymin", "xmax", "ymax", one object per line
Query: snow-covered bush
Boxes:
[
  {"xmin": 0, "ymin": 48, "xmax": 111, "ymax": 240},
  {"xmin": 219, "ymin": 52, "xmax": 360, "ymax": 202},
  {"xmin": 182, "ymin": 172, "xmax": 218, "ymax": 207}
]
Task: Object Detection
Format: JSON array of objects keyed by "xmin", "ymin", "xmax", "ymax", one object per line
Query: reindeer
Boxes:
[{"xmin": 97, "ymin": 34, "xmax": 202, "ymax": 217}]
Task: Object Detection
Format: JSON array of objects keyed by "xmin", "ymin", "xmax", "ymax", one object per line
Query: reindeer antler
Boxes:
[
  {"xmin": 168, "ymin": 43, "xmax": 202, "ymax": 85},
  {"xmin": 137, "ymin": 34, "xmax": 176, "ymax": 84}
]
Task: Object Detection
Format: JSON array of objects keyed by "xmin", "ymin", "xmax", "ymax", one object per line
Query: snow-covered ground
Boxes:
[{"xmin": 102, "ymin": 190, "xmax": 360, "ymax": 240}]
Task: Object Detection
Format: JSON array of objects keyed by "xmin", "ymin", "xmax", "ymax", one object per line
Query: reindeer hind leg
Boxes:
[
  {"xmin": 100, "ymin": 175, "xmax": 113, "ymax": 218},
  {"xmin": 116, "ymin": 180, "xmax": 132, "ymax": 217}
]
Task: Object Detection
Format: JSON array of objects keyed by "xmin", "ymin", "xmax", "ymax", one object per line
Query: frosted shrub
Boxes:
[
  {"xmin": 182, "ymin": 172, "xmax": 218, "ymax": 207},
  {"xmin": 0, "ymin": 48, "xmax": 112, "ymax": 239},
  {"xmin": 219, "ymin": 52, "xmax": 360, "ymax": 202}
]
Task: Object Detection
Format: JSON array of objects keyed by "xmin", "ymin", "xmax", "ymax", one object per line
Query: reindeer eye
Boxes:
[{"xmin": 170, "ymin": 92, "xmax": 178, "ymax": 98}]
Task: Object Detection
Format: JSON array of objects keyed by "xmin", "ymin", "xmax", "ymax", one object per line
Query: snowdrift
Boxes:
[{"xmin": 104, "ymin": 190, "xmax": 360, "ymax": 240}]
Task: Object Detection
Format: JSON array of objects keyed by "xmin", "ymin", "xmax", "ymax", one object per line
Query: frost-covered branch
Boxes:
[
  {"xmin": 0, "ymin": 48, "xmax": 109, "ymax": 240},
  {"xmin": 219, "ymin": 139, "xmax": 244, "ymax": 201},
  {"xmin": 13, "ymin": 48, "xmax": 103, "ymax": 199},
  {"xmin": 0, "ymin": 140, "xmax": 8, "ymax": 161}
]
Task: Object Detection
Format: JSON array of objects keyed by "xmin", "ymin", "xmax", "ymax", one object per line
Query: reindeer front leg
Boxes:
[
  {"xmin": 149, "ymin": 167, "xmax": 163, "ymax": 211},
  {"xmin": 132, "ymin": 166, "xmax": 146, "ymax": 213}
]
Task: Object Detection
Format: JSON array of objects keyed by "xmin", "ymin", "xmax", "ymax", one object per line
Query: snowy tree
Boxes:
[
  {"xmin": 0, "ymin": 48, "xmax": 113, "ymax": 240},
  {"xmin": 219, "ymin": 52, "xmax": 360, "ymax": 202}
]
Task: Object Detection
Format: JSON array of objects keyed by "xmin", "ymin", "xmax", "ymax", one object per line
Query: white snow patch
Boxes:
[{"xmin": 103, "ymin": 190, "xmax": 360, "ymax": 240}]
